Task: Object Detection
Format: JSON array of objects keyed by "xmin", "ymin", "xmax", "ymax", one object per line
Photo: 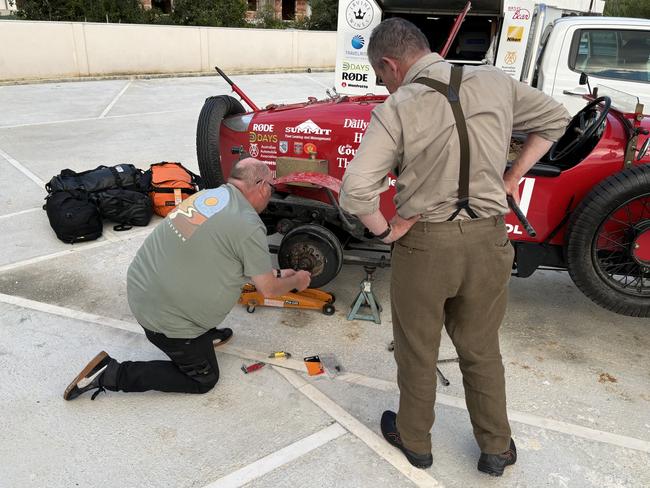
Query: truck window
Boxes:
[{"xmin": 569, "ymin": 29, "xmax": 649, "ymax": 83}]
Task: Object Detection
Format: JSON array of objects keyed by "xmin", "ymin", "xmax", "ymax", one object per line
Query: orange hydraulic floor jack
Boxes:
[{"xmin": 238, "ymin": 283, "xmax": 336, "ymax": 315}]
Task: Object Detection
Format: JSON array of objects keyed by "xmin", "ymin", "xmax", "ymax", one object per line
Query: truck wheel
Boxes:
[
  {"xmin": 196, "ymin": 95, "xmax": 245, "ymax": 188},
  {"xmin": 566, "ymin": 166, "xmax": 650, "ymax": 317},
  {"xmin": 278, "ymin": 224, "xmax": 343, "ymax": 289}
]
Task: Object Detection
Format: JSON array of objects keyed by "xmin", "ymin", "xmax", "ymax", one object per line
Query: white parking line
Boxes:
[
  {"xmin": 203, "ymin": 423, "xmax": 346, "ymax": 488},
  {"xmin": 99, "ymin": 80, "xmax": 132, "ymax": 118},
  {"xmin": 274, "ymin": 367, "xmax": 443, "ymax": 488},
  {"xmin": 0, "ymin": 109, "xmax": 194, "ymax": 130},
  {"xmin": 0, "ymin": 207, "xmax": 42, "ymax": 220},
  {"xmin": 0, "ymin": 147, "xmax": 44, "ymax": 188},
  {"xmin": 1, "ymin": 293, "xmax": 649, "ymax": 456},
  {"xmin": 0, "ymin": 226, "xmax": 152, "ymax": 274}
]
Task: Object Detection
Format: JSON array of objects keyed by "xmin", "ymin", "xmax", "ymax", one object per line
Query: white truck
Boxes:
[{"xmin": 335, "ymin": 0, "xmax": 650, "ymax": 113}]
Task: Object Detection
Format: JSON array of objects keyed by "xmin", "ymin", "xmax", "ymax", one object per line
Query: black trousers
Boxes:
[{"xmin": 106, "ymin": 327, "xmax": 220, "ymax": 394}]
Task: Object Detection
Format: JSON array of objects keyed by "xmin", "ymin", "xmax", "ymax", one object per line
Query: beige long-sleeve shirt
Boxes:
[{"xmin": 339, "ymin": 53, "xmax": 571, "ymax": 221}]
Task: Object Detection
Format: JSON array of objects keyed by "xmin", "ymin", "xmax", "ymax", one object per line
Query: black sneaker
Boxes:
[
  {"xmin": 63, "ymin": 351, "xmax": 113, "ymax": 401},
  {"xmin": 478, "ymin": 438, "xmax": 517, "ymax": 476},
  {"xmin": 212, "ymin": 328, "xmax": 233, "ymax": 347},
  {"xmin": 380, "ymin": 410, "xmax": 433, "ymax": 469}
]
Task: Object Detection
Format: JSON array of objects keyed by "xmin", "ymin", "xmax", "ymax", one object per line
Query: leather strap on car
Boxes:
[{"xmin": 413, "ymin": 65, "xmax": 478, "ymax": 221}]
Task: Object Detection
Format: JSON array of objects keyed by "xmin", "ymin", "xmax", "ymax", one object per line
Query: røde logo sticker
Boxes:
[
  {"xmin": 252, "ymin": 123, "xmax": 274, "ymax": 132},
  {"xmin": 342, "ymin": 72, "xmax": 369, "ymax": 82},
  {"xmin": 351, "ymin": 35, "xmax": 365, "ymax": 49},
  {"xmin": 285, "ymin": 120, "xmax": 332, "ymax": 136}
]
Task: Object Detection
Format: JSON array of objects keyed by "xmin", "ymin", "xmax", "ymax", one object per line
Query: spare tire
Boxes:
[{"xmin": 196, "ymin": 95, "xmax": 245, "ymax": 188}]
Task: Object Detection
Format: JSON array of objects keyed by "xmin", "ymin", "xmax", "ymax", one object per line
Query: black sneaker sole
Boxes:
[
  {"xmin": 63, "ymin": 351, "xmax": 108, "ymax": 400},
  {"xmin": 212, "ymin": 331, "xmax": 233, "ymax": 347},
  {"xmin": 477, "ymin": 461, "xmax": 506, "ymax": 476}
]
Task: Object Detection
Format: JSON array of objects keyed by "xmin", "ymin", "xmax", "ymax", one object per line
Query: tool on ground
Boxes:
[
  {"xmin": 268, "ymin": 351, "xmax": 292, "ymax": 359},
  {"xmin": 319, "ymin": 353, "xmax": 343, "ymax": 378},
  {"xmin": 348, "ymin": 266, "xmax": 381, "ymax": 324},
  {"xmin": 239, "ymin": 283, "xmax": 335, "ymax": 315},
  {"xmin": 387, "ymin": 341, "xmax": 458, "ymax": 386},
  {"xmin": 241, "ymin": 361, "xmax": 265, "ymax": 374},
  {"xmin": 304, "ymin": 355, "xmax": 324, "ymax": 376}
]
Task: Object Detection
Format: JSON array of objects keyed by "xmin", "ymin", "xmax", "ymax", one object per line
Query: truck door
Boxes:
[{"xmin": 551, "ymin": 24, "xmax": 650, "ymax": 114}]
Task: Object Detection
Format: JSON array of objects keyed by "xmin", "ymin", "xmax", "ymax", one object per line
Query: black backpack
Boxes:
[
  {"xmin": 94, "ymin": 189, "xmax": 154, "ymax": 231},
  {"xmin": 46, "ymin": 164, "xmax": 143, "ymax": 193},
  {"xmin": 44, "ymin": 190, "xmax": 102, "ymax": 244}
]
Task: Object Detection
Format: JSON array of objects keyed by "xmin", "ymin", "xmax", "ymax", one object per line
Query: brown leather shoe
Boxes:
[
  {"xmin": 380, "ymin": 410, "xmax": 433, "ymax": 469},
  {"xmin": 477, "ymin": 438, "xmax": 517, "ymax": 476}
]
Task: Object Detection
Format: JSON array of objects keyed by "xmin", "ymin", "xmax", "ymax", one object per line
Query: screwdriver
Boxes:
[
  {"xmin": 268, "ymin": 351, "xmax": 292, "ymax": 359},
  {"xmin": 241, "ymin": 361, "xmax": 265, "ymax": 374}
]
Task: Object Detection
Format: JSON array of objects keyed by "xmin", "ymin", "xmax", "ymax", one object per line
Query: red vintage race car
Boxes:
[{"xmin": 196, "ymin": 73, "xmax": 650, "ymax": 318}]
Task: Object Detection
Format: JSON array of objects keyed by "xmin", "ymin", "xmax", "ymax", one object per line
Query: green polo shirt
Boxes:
[{"xmin": 127, "ymin": 184, "xmax": 272, "ymax": 338}]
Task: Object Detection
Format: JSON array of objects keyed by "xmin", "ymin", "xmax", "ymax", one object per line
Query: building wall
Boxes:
[{"xmin": 0, "ymin": 20, "xmax": 336, "ymax": 82}]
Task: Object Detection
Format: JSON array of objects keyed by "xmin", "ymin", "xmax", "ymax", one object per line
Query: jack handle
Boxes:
[
  {"xmin": 215, "ymin": 66, "xmax": 260, "ymax": 112},
  {"xmin": 507, "ymin": 195, "xmax": 536, "ymax": 237}
]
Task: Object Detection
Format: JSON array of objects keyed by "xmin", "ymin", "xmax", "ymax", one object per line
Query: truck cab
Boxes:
[{"xmin": 533, "ymin": 16, "xmax": 650, "ymax": 114}]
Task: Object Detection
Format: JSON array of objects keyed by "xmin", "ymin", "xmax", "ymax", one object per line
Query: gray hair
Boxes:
[
  {"xmin": 367, "ymin": 17, "xmax": 430, "ymax": 68},
  {"xmin": 228, "ymin": 158, "xmax": 270, "ymax": 187}
]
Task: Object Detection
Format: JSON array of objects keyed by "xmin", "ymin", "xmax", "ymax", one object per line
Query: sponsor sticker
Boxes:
[
  {"xmin": 279, "ymin": 141, "xmax": 288, "ymax": 153},
  {"xmin": 294, "ymin": 142, "xmax": 303, "ymax": 154},
  {"xmin": 346, "ymin": 0, "xmax": 373, "ymax": 30},
  {"xmin": 248, "ymin": 143, "xmax": 259, "ymax": 157},
  {"xmin": 504, "ymin": 51, "xmax": 517, "ymax": 65},
  {"xmin": 343, "ymin": 118, "xmax": 369, "ymax": 130},
  {"xmin": 507, "ymin": 26, "xmax": 524, "ymax": 42},
  {"xmin": 304, "ymin": 143, "xmax": 317, "ymax": 155}
]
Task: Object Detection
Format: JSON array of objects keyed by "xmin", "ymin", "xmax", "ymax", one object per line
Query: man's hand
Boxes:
[
  {"xmin": 382, "ymin": 214, "xmax": 420, "ymax": 244},
  {"xmin": 293, "ymin": 270, "xmax": 312, "ymax": 292},
  {"xmin": 503, "ymin": 171, "xmax": 520, "ymax": 206},
  {"xmin": 279, "ymin": 269, "xmax": 297, "ymax": 278}
]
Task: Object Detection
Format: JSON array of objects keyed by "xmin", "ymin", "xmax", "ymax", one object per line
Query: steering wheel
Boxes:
[{"xmin": 548, "ymin": 96, "xmax": 611, "ymax": 163}]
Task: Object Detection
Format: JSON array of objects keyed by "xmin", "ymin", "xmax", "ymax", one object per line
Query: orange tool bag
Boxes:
[{"xmin": 144, "ymin": 162, "xmax": 202, "ymax": 217}]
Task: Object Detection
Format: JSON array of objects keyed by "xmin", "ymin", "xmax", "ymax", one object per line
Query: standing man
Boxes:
[
  {"xmin": 339, "ymin": 18, "xmax": 570, "ymax": 475},
  {"xmin": 64, "ymin": 158, "xmax": 310, "ymax": 401}
]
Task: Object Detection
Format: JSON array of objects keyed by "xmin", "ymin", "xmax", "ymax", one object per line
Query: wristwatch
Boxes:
[
  {"xmin": 375, "ymin": 223, "xmax": 392, "ymax": 240},
  {"xmin": 276, "ymin": 269, "xmax": 282, "ymax": 278}
]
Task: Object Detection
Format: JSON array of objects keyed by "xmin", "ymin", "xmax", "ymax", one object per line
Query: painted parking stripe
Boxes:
[
  {"xmin": 1, "ymin": 293, "xmax": 649, "ymax": 455},
  {"xmin": 0, "ymin": 207, "xmax": 42, "ymax": 220},
  {"xmin": 0, "ymin": 147, "xmax": 44, "ymax": 188},
  {"xmin": 99, "ymin": 80, "xmax": 132, "ymax": 118},
  {"xmin": 274, "ymin": 367, "xmax": 443, "ymax": 488},
  {"xmin": 203, "ymin": 423, "xmax": 346, "ymax": 488},
  {"xmin": 0, "ymin": 226, "xmax": 153, "ymax": 274}
]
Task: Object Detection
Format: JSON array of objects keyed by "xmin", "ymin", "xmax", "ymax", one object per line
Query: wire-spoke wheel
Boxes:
[{"xmin": 567, "ymin": 166, "xmax": 650, "ymax": 317}]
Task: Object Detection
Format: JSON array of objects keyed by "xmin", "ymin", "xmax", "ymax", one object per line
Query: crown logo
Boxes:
[{"xmin": 354, "ymin": 8, "xmax": 366, "ymax": 20}]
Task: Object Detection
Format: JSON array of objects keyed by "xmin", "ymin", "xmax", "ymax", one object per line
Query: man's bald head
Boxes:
[
  {"xmin": 227, "ymin": 158, "xmax": 274, "ymax": 213},
  {"xmin": 228, "ymin": 158, "xmax": 271, "ymax": 189}
]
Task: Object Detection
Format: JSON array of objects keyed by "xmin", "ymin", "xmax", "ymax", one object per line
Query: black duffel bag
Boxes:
[
  {"xmin": 44, "ymin": 190, "xmax": 103, "ymax": 244},
  {"xmin": 94, "ymin": 189, "xmax": 153, "ymax": 231},
  {"xmin": 46, "ymin": 164, "xmax": 143, "ymax": 193}
]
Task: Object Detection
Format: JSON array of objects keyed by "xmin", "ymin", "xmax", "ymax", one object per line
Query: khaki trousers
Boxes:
[{"xmin": 391, "ymin": 216, "xmax": 513, "ymax": 455}]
